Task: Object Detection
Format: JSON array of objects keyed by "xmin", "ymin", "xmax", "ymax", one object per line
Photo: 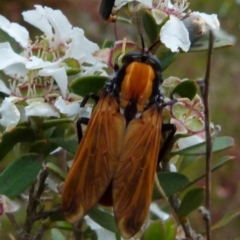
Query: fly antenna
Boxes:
[
  {"xmin": 147, "ymin": 40, "xmax": 160, "ymax": 54},
  {"xmin": 139, "ymin": 34, "xmax": 145, "ymax": 56}
]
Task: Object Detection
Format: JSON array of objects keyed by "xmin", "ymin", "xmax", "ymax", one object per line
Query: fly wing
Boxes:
[
  {"xmin": 62, "ymin": 93, "xmax": 126, "ymax": 223},
  {"xmin": 113, "ymin": 107, "xmax": 162, "ymax": 238}
]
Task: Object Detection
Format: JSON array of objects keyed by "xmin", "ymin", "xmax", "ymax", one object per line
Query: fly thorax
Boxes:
[{"xmin": 119, "ymin": 61, "xmax": 155, "ymax": 113}]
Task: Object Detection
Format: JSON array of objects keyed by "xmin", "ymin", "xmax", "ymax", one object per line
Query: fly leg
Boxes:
[
  {"xmin": 77, "ymin": 93, "xmax": 99, "ymax": 142},
  {"xmin": 157, "ymin": 123, "xmax": 177, "ymax": 165},
  {"xmin": 80, "ymin": 93, "xmax": 99, "ymax": 107}
]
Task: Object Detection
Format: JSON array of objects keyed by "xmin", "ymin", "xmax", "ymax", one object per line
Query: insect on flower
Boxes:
[
  {"xmin": 99, "ymin": 0, "xmax": 116, "ymax": 22},
  {"xmin": 62, "ymin": 40, "xmax": 176, "ymax": 238}
]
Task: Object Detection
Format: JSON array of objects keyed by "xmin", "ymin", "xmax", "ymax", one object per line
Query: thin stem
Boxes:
[
  {"xmin": 33, "ymin": 225, "xmax": 46, "ymax": 240},
  {"xmin": 168, "ymin": 195, "xmax": 201, "ymax": 240},
  {"xmin": 203, "ymin": 30, "xmax": 214, "ymax": 240},
  {"xmin": 18, "ymin": 169, "xmax": 49, "ymax": 240},
  {"xmin": 154, "ymin": 174, "xmax": 168, "ymax": 201},
  {"xmin": 162, "ymin": 162, "xmax": 200, "ymax": 240},
  {"xmin": 6, "ymin": 213, "xmax": 20, "ymax": 232}
]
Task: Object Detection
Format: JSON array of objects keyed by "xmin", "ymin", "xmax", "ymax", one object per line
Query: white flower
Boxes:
[
  {"xmin": 0, "ymin": 97, "xmax": 21, "ymax": 131},
  {"xmin": 22, "ymin": 5, "xmax": 73, "ymax": 49},
  {"xmin": 25, "ymin": 100, "xmax": 60, "ymax": 118},
  {"xmin": 153, "ymin": 0, "xmax": 219, "ymax": 52},
  {"xmin": 0, "ymin": 5, "xmax": 106, "ymax": 130},
  {"xmin": 0, "ymin": 195, "xmax": 19, "ymax": 216},
  {"xmin": 0, "ymin": 79, "xmax": 11, "ymax": 94},
  {"xmin": 115, "ymin": 0, "xmax": 220, "ymax": 52},
  {"xmin": 54, "ymin": 96, "xmax": 92, "ymax": 117},
  {"xmin": 0, "ymin": 15, "xmax": 29, "ymax": 48},
  {"xmin": 160, "ymin": 15, "xmax": 190, "ymax": 52}
]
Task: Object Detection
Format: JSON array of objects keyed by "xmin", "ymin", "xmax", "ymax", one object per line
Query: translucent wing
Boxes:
[
  {"xmin": 62, "ymin": 93, "xmax": 126, "ymax": 223},
  {"xmin": 113, "ymin": 107, "xmax": 162, "ymax": 238}
]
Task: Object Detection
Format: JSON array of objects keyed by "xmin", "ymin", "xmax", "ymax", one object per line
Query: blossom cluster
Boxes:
[{"xmin": 0, "ymin": 5, "xmax": 106, "ymax": 131}]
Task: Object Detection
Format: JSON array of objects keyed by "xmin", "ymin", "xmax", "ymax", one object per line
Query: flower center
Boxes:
[
  {"xmin": 154, "ymin": 0, "xmax": 190, "ymax": 18},
  {"xmin": 8, "ymin": 73, "xmax": 55, "ymax": 98}
]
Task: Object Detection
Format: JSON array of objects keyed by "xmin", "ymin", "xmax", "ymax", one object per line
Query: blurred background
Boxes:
[{"xmin": 0, "ymin": 0, "xmax": 239, "ymax": 239}]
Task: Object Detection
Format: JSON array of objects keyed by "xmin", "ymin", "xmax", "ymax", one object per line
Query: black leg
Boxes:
[
  {"xmin": 80, "ymin": 93, "xmax": 99, "ymax": 107},
  {"xmin": 77, "ymin": 117, "xmax": 89, "ymax": 143},
  {"xmin": 163, "ymin": 99, "xmax": 177, "ymax": 107},
  {"xmin": 77, "ymin": 93, "xmax": 99, "ymax": 143},
  {"xmin": 158, "ymin": 123, "xmax": 177, "ymax": 165}
]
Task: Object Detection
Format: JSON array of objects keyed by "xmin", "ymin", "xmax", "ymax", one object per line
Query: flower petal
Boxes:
[
  {"xmin": 152, "ymin": 9, "xmax": 168, "ymax": 25},
  {"xmin": 3, "ymin": 63, "xmax": 28, "ymax": 79},
  {"xmin": 160, "ymin": 15, "xmax": 190, "ymax": 52},
  {"xmin": 54, "ymin": 97, "xmax": 80, "ymax": 116},
  {"xmin": 23, "ymin": 5, "xmax": 73, "ymax": 48},
  {"xmin": 25, "ymin": 56, "xmax": 53, "ymax": 69},
  {"xmin": 55, "ymin": 97, "xmax": 92, "ymax": 117},
  {"xmin": 191, "ymin": 12, "xmax": 220, "ymax": 29},
  {"xmin": 39, "ymin": 67, "xmax": 68, "ymax": 98},
  {"xmin": 66, "ymin": 27, "xmax": 99, "ymax": 62},
  {"xmin": 22, "ymin": 5, "xmax": 52, "ymax": 35},
  {"xmin": 0, "ymin": 42, "xmax": 27, "ymax": 70},
  {"xmin": 0, "ymin": 15, "xmax": 29, "ymax": 48},
  {"xmin": 0, "ymin": 195, "xmax": 19, "ymax": 216},
  {"xmin": 25, "ymin": 101, "xmax": 60, "ymax": 118},
  {"xmin": 177, "ymin": 135, "xmax": 204, "ymax": 149},
  {"xmin": 0, "ymin": 80, "xmax": 10, "ymax": 94},
  {"xmin": 0, "ymin": 97, "xmax": 20, "ymax": 130}
]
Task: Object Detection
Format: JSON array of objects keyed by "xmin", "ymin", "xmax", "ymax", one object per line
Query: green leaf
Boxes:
[
  {"xmin": 30, "ymin": 140, "xmax": 55, "ymax": 156},
  {"xmin": 159, "ymin": 51, "xmax": 178, "ymax": 71},
  {"xmin": 88, "ymin": 208, "xmax": 119, "ymax": 234},
  {"xmin": 190, "ymin": 38, "xmax": 234, "ymax": 52},
  {"xmin": 171, "ymin": 136, "xmax": 234, "ymax": 156},
  {"xmin": 0, "ymin": 153, "xmax": 42, "ymax": 198},
  {"xmin": 64, "ymin": 58, "xmax": 81, "ymax": 76},
  {"xmin": 177, "ymin": 188, "xmax": 204, "ymax": 217},
  {"xmin": 84, "ymin": 226, "xmax": 98, "ymax": 240},
  {"xmin": 102, "ymin": 39, "xmax": 115, "ymax": 48},
  {"xmin": 50, "ymin": 228, "xmax": 65, "ymax": 240},
  {"xmin": 46, "ymin": 162, "xmax": 66, "ymax": 181},
  {"xmin": 49, "ymin": 221, "xmax": 73, "ymax": 230},
  {"xmin": 141, "ymin": 220, "xmax": 166, "ymax": 240},
  {"xmin": 0, "ymin": 127, "xmax": 36, "ymax": 161},
  {"xmin": 49, "ymin": 211, "xmax": 66, "ymax": 222},
  {"xmin": 171, "ymin": 80, "xmax": 197, "ymax": 100},
  {"xmin": 185, "ymin": 156, "xmax": 235, "ymax": 188},
  {"xmin": 49, "ymin": 138, "xmax": 78, "ymax": 154},
  {"xmin": 153, "ymin": 172, "xmax": 189, "ymax": 200},
  {"xmin": 143, "ymin": 10, "xmax": 159, "ymax": 44},
  {"xmin": 42, "ymin": 119, "xmax": 73, "ymax": 130},
  {"xmin": 165, "ymin": 217, "xmax": 177, "ymax": 240},
  {"xmin": 70, "ymin": 75, "xmax": 107, "ymax": 97},
  {"xmin": 179, "ymin": 155, "xmax": 202, "ymax": 171},
  {"xmin": 212, "ymin": 208, "xmax": 240, "ymax": 230}
]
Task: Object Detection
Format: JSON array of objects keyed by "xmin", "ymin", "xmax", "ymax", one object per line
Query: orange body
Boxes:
[{"xmin": 62, "ymin": 52, "xmax": 164, "ymax": 238}]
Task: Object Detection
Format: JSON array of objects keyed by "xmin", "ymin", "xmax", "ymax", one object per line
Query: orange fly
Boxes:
[{"xmin": 62, "ymin": 48, "xmax": 176, "ymax": 238}]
